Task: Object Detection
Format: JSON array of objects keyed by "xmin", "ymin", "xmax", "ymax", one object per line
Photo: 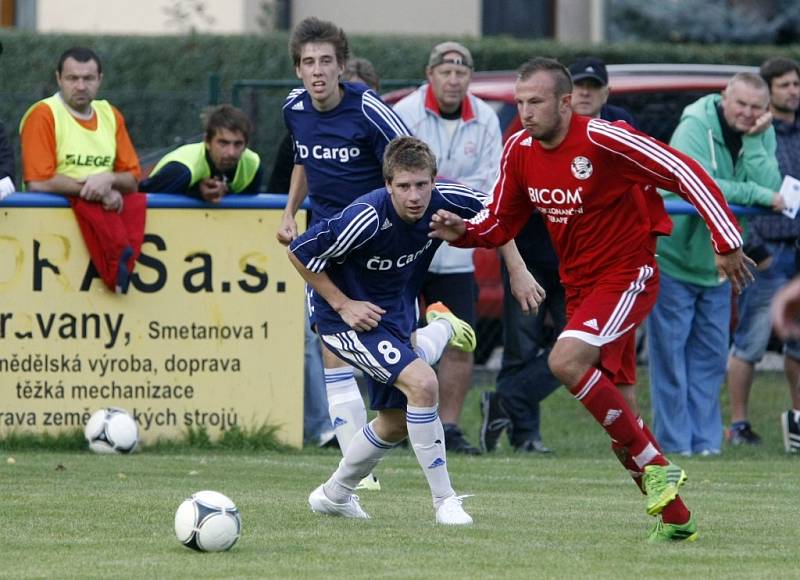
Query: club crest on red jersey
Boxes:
[{"xmin": 571, "ymin": 156, "xmax": 593, "ymax": 180}]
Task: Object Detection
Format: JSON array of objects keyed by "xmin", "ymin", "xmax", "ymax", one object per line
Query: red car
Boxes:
[{"xmin": 384, "ymin": 63, "xmax": 757, "ymax": 362}]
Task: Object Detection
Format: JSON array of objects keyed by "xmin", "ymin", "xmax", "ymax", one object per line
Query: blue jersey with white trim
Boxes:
[
  {"xmin": 283, "ymin": 82, "xmax": 411, "ymax": 224},
  {"xmin": 290, "ymin": 180, "xmax": 487, "ymax": 338}
]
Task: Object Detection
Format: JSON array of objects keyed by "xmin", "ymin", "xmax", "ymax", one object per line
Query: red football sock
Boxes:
[
  {"xmin": 640, "ymin": 420, "xmax": 664, "ymax": 454},
  {"xmin": 662, "ymin": 497, "xmax": 690, "ymax": 525},
  {"xmin": 570, "ymin": 368, "xmax": 667, "ymax": 468},
  {"xmin": 611, "ymin": 441, "xmax": 645, "ymax": 494}
]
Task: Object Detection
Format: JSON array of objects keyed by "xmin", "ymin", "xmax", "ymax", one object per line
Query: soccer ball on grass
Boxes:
[
  {"xmin": 84, "ymin": 407, "xmax": 139, "ymax": 454},
  {"xmin": 174, "ymin": 490, "xmax": 242, "ymax": 552}
]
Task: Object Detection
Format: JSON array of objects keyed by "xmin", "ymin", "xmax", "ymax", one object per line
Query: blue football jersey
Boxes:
[
  {"xmin": 290, "ymin": 180, "xmax": 488, "ymax": 339},
  {"xmin": 283, "ymin": 82, "xmax": 411, "ymax": 224}
]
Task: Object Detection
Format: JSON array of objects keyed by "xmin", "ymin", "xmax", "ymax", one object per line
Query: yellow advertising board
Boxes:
[{"xmin": 0, "ymin": 194, "xmax": 304, "ymax": 447}]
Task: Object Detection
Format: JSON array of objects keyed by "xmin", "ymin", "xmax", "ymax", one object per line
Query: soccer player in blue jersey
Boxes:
[
  {"xmin": 289, "ymin": 137, "xmax": 484, "ymax": 524},
  {"xmin": 276, "ymin": 18, "xmax": 420, "ymax": 489}
]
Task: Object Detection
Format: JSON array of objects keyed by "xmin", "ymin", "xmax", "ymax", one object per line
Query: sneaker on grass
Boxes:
[
  {"xmin": 443, "ymin": 423, "xmax": 481, "ymax": 455},
  {"xmin": 781, "ymin": 410, "xmax": 800, "ymax": 454},
  {"xmin": 514, "ymin": 439, "xmax": 552, "ymax": 454},
  {"xmin": 727, "ymin": 422, "xmax": 762, "ymax": 446},
  {"xmin": 308, "ymin": 485, "xmax": 370, "ymax": 519},
  {"xmin": 436, "ymin": 494, "xmax": 473, "ymax": 525},
  {"xmin": 479, "ymin": 391, "xmax": 511, "ymax": 453}
]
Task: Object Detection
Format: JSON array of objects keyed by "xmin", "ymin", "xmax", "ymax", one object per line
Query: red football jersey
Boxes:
[{"xmin": 455, "ymin": 114, "xmax": 742, "ymax": 288}]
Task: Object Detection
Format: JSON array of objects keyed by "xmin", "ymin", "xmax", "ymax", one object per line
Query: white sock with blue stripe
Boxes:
[
  {"xmin": 324, "ymin": 420, "xmax": 394, "ymax": 503},
  {"xmin": 414, "ymin": 320, "xmax": 452, "ymax": 365},
  {"xmin": 407, "ymin": 405, "xmax": 454, "ymax": 508},
  {"xmin": 414, "ymin": 318, "xmax": 453, "ymax": 366},
  {"xmin": 325, "ymin": 366, "xmax": 366, "ymax": 454}
]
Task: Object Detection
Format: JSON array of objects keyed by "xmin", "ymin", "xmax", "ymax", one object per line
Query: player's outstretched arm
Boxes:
[
  {"xmin": 772, "ymin": 276, "xmax": 800, "ymax": 340},
  {"xmin": 429, "ymin": 209, "xmax": 466, "ymax": 242},
  {"xmin": 499, "ymin": 240, "xmax": 545, "ymax": 315},
  {"xmin": 715, "ymin": 248, "xmax": 756, "ymax": 295},
  {"xmin": 287, "ymin": 249, "xmax": 385, "ymax": 331}
]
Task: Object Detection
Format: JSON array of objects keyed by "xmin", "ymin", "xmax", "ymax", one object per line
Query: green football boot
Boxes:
[
  {"xmin": 643, "ymin": 461, "xmax": 687, "ymax": 516},
  {"xmin": 425, "ymin": 301, "xmax": 476, "ymax": 353},
  {"xmin": 648, "ymin": 514, "xmax": 698, "ymax": 542}
]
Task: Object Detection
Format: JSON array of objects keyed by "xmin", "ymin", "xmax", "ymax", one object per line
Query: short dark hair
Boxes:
[
  {"xmin": 203, "ymin": 104, "xmax": 252, "ymax": 144},
  {"xmin": 383, "ymin": 136, "xmax": 437, "ymax": 183},
  {"xmin": 343, "ymin": 57, "xmax": 380, "ymax": 91},
  {"xmin": 760, "ymin": 57, "xmax": 800, "ymax": 91},
  {"xmin": 517, "ymin": 57, "xmax": 572, "ymax": 96},
  {"xmin": 57, "ymin": 46, "xmax": 102, "ymax": 75},
  {"xmin": 289, "ymin": 17, "xmax": 349, "ymax": 67}
]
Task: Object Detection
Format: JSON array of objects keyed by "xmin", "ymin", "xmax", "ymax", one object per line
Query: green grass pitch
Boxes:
[{"xmin": 2, "ymin": 372, "xmax": 797, "ymax": 579}]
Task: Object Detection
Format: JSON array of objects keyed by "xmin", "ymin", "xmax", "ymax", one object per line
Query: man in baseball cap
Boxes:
[
  {"xmin": 427, "ymin": 41, "xmax": 473, "ymax": 69},
  {"xmin": 393, "ymin": 40, "xmax": 505, "ymax": 455},
  {"xmin": 569, "ymin": 56, "xmax": 636, "ymax": 125}
]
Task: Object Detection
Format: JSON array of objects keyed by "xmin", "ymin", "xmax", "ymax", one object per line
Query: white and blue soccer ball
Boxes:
[
  {"xmin": 174, "ymin": 490, "xmax": 242, "ymax": 552},
  {"xmin": 84, "ymin": 407, "xmax": 139, "ymax": 454}
]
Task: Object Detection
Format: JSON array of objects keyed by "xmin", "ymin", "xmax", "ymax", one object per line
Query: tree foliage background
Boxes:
[{"xmin": 609, "ymin": 0, "xmax": 800, "ymax": 44}]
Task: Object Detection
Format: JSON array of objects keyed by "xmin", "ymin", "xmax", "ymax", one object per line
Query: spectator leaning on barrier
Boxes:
[
  {"xmin": 140, "ymin": 104, "xmax": 262, "ymax": 200},
  {"xmin": 480, "ymin": 57, "xmax": 640, "ymax": 455},
  {"xmin": 648, "ymin": 72, "xmax": 784, "ymax": 456},
  {"xmin": 726, "ymin": 57, "xmax": 800, "ymax": 452},
  {"xmin": 19, "ymin": 46, "xmax": 145, "ymax": 294}
]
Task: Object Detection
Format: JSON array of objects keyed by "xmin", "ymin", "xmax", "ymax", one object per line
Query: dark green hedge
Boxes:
[{"xmin": 1, "ymin": 30, "xmax": 799, "ymax": 185}]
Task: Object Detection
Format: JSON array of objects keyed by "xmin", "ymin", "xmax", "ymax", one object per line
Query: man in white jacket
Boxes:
[{"xmin": 393, "ymin": 42, "xmax": 503, "ymax": 454}]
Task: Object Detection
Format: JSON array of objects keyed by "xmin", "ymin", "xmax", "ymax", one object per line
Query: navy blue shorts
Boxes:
[{"xmin": 320, "ymin": 325, "xmax": 415, "ymax": 410}]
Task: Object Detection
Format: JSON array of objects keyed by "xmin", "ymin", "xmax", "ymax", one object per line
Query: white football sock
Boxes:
[
  {"xmin": 325, "ymin": 366, "xmax": 366, "ymax": 454},
  {"xmin": 414, "ymin": 320, "xmax": 452, "ymax": 365},
  {"xmin": 324, "ymin": 421, "xmax": 394, "ymax": 503},
  {"xmin": 407, "ymin": 404, "xmax": 454, "ymax": 508}
]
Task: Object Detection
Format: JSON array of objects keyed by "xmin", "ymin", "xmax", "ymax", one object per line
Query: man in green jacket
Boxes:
[
  {"xmin": 140, "ymin": 104, "xmax": 262, "ymax": 201},
  {"xmin": 648, "ymin": 72, "xmax": 783, "ymax": 456}
]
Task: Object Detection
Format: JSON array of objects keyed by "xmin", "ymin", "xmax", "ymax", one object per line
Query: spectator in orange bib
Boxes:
[{"xmin": 20, "ymin": 46, "xmax": 145, "ymax": 293}]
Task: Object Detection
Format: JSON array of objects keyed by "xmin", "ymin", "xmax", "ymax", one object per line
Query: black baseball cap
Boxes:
[{"xmin": 569, "ymin": 57, "xmax": 608, "ymax": 85}]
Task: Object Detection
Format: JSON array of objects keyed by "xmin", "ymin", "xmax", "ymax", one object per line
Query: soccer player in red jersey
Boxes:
[{"xmin": 430, "ymin": 57, "xmax": 755, "ymax": 542}]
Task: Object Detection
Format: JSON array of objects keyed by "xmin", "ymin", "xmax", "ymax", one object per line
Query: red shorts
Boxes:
[{"xmin": 560, "ymin": 263, "xmax": 659, "ymax": 385}]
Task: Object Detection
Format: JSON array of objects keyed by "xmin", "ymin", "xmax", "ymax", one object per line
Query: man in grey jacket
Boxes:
[{"xmin": 393, "ymin": 42, "xmax": 503, "ymax": 454}]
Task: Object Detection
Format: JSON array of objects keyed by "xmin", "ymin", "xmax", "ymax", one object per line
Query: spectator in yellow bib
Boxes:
[
  {"xmin": 140, "ymin": 104, "xmax": 262, "ymax": 201},
  {"xmin": 19, "ymin": 46, "xmax": 144, "ymax": 294}
]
